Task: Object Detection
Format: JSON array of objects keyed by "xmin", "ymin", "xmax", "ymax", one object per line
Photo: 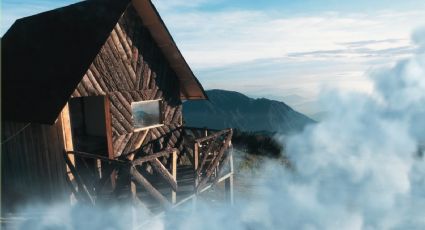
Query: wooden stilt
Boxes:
[
  {"xmin": 225, "ymin": 150, "xmax": 234, "ymax": 205},
  {"xmin": 171, "ymin": 150, "xmax": 177, "ymax": 204},
  {"xmin": 194, "ymin": 143, "xmax": 199, "ymax": 189},
  {"xmin": 131, "ymin": 181, "xmax": 137, "ymax": 201},
  {"xmin": 224, "ymin": 175, "xmax": 234, "ymax": 205}
]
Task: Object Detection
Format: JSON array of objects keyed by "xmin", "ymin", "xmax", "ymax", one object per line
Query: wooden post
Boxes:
[
  {"xmin": 171, "ymin": 150, "xmax": 177, "ymax": 204},
  {"xmin": 194, "ymin": 143, "xmax": 199, "ymax": 188},
  {"xmin": 60, "ymin": 103, "xmax": 76, "ymax": 204},
  {"xmin": 104, "ymin": 96, "xmax": 116, "ymax": 189},
  {"xmin": 224, "ymin": 176, "xmax": 234, "ymax": 205},
  {"xmin": 131, "ymin": 181, "xmax": 137, "ymax": 201},
  {"xmin": 225, "ymin": 150, "xmax": 234, "ymax": 205}
]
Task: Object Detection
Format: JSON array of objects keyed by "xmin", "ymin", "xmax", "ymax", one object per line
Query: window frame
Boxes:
[{"xmin": 131, "ymin": 99, "xmax": 164, "ymax": 132}]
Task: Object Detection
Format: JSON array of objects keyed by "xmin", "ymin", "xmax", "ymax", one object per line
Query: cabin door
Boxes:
[
  {"xmin": 67, "ymin": 96, "xmax": 113, "ymax": 193},
  {"xmin": 68, "ymin": 96, "xmax": 112, "ymax": 156}
]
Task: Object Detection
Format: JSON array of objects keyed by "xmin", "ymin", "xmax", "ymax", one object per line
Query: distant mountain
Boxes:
[{"xmin": 183, "ymin": 89, "xmax": 314, "ymax": 134}]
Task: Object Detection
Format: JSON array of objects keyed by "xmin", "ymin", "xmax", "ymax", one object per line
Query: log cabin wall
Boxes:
[
  {"xmin": 1, "ymin": 121, "xmax": 68, "ymax": 213},
  {"xmin": 71, "ymin": 4, "xmax": 183, "ymax": 157}
]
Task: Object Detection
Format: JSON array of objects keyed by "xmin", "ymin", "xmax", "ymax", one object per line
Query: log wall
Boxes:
[{"xmin": 71, "ymin": 4, "xmax": 183, "ymax": 157}]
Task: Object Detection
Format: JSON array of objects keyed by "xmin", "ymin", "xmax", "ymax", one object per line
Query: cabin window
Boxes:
[{"xmin": 131, "ymin": 100, "xmax": 163, "ymax": 130}]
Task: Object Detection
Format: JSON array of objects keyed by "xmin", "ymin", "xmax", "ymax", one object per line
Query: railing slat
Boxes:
[
  {"xmin": 197, "ymin": 130, "xmax": 233, "ymax": 191},
  {"xmin": 132, "ymin": 148, "xmax": 177, "ymax": 166},
  {"xmin": 150, "ymin": 158, "xmax": 178, "ymax": 191},
  {"xmin": 130, "ymin": 166, "xmax": 171, "ymax": 207}
]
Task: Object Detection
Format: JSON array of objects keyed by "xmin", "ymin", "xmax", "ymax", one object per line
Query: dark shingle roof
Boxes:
[{"xmin": 2, "ymin": 0, "xmax": 131, "ymax": 124}]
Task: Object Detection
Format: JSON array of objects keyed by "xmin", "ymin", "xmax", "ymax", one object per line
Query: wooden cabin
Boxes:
[{"xmin": 1, "ymin": 0, "xmax": 233, "ymax": 216}]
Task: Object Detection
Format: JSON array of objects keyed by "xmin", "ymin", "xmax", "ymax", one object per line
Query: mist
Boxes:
[
  {"xmin": 8, "ymin": 28, "xmax": 425, "ymax": 230},
  {"xmin": 154, "ymin": 26, "xmax": 425, "ymax": 229}
]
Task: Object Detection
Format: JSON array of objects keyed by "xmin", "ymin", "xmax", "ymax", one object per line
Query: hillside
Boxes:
[{"xmin": 183, "ymin": 89, "xmax": 314, "ymax": 134}]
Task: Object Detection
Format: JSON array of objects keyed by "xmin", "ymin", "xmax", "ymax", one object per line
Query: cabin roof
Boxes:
[{"xmin": 1, "ymin": 0, "xmax": 207, "ymax": 124}]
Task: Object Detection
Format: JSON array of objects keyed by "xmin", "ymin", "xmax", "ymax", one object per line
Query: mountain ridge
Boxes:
[{"xmin": 183, "ymin": 89, "xmax": 314, "ymax": 134}]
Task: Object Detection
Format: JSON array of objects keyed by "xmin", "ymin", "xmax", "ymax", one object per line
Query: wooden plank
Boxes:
[
  {"xmin": 113, "ymin": 133, "xmax": 131, "ymax": 156},
  {"xmin": 131, "ymin": 181, "xmax": 137, "ymax": 201},
  {"xmin": 60, "ymin": 103, "xmax": 75, "ymax": 192},
  {"xmin": 64, "ymin": 153, "xmax": 95, "ymax": 205},
  {"xmin": 104, "ymin": 96, "xmax": 114, "ymax": 159},
  {"xmin": 132, "ymin": 148, "xmax": 177, "ymax": 166},
  {"xmin": 67, "ymin": 151, "xmax": 127, "ymax": 165},
  {"xmin": 171, "ymin": 150, "xmax": 177, "ymax": 204},
  {"xmin": 130, "ymin": 166, "xmax": 170, "ymax": 207},
  {"xmin": 114, "ymin": 24, "xmax": 133, "ymax": 61},
  {"xmin": 225, "ymin": 176, "xmax": 234, "ymax": 205},
  {"xmin": 94, "ymin": 51, "xmax": 119, "ymax": 92},
  {"xmin": 103, "ymin": 40, "xmax": 134, "ymax": 90},
  {"xmin": 194, "ymin": 143, "xmax": 199, "ymax": 188},
  {"xmin": 197, "ymin": 136, "xmax": 218, "ymax": 176},
  {"xmin": 86, "ymin": 69, "xmax": 105, "ymax": 94},
  {"xmin": 89, "ymin": 65, "xmax": 111, "ymax": 92},
  {"xmin": 109, "ymin": 101, "xmax": 133, "ymax": 134},
  {"xmin": 197, "ymin": 131, "xmax": 233, "ymax": 190},
  {"xmin": 195, "ymin": 129, "xmax": 231, "ymax": 144},
  {"xmin": 94, "ymin": 164, "xmax": 116, "ymax": 194},
  {"xmin": 107, "ymin": 34, "xmax": 138, "ymax": 86},
  {"xmin": 150, "ymin": 158, "xmax": 177, "ymax": 192}
]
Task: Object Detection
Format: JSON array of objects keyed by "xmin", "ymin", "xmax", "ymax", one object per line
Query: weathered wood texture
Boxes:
[
  {"xmin": 71, "ymin": 5, "xmax": 183, "ymax": 158},
  {"xmin": 1, "ymin": 121, "xmax": 69, "ymax": 212},
  {"xmin": 72, "ymin": 5, "xmax": 182, "ymax": 157}
]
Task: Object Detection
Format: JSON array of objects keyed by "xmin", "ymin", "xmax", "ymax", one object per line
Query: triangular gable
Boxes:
[
  {"xmin": 2, "ymin": 0, "xmax": 130, "ymax": 124},
  {"xmin": 2, "ymin": 0, "xmax": 207, "ymax": 125}
]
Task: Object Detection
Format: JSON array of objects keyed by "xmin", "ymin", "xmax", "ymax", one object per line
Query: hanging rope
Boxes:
[{"xmin": 1, "ymin": 123, "xmax": 31, "ymax": 145}]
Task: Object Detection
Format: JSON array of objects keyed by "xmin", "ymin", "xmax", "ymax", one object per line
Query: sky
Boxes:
[{"xmin": 2, "ymin": 0, "xmax": 425, "ymax": 117}]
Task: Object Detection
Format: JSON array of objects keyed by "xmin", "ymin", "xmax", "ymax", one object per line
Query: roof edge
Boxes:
[{"xmin": 131, "ymin": 0, "xmax": 208, "ymax": 100}]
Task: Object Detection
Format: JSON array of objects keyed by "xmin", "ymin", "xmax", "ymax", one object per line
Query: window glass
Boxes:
[{"xmin": 131, "ymin": 100, "xmax": 162, "ymax": 130}]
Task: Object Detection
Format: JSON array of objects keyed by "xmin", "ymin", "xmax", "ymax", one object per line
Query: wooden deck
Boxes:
[{"xmin": 64, "ymin": 127, "xmax": 234, "ymax": 213}]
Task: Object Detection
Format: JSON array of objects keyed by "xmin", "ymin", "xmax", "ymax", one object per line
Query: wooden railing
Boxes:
[
  {"xmin": 64, "ymin": 126, "xmax": 233, "ymax": 211},
  {"xmin": 64, "ymin": 148, "xmax": 178, "ymax": 207},
  {"xmin": 187, "ymin": 128, "xmax": 233, "ymax": 192}
]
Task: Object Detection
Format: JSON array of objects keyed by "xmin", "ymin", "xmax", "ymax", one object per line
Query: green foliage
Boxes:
[{"xmin": 232, "ymin": 129, "xmax": 284, "ymax": 158}]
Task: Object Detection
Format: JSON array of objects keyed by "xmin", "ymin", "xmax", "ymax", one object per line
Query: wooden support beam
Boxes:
[
  {"xmin": 64, "ymin": 153, "xmax": 95, "ymax": 205},
  {"xmin": 131, "ymin": 148, "xmax": 177, "ymax": 166},
  {"xmin": 197, "ymin": 131, "xmax": 233, "ymax": 190},
  {"xmin": 60, "ymin": 103, "xmax": 76, "ymax": 203},
  {"xmin": 225, "ymin": 150, "xmax": 234, "ymax": 205},
  {"xmin": 150, "ymin": 158, "xmax": 177, "ymax": 191},
  {"xmin": 194, "ymin": 143, "xmax": 199, "ymax": 188},
  {"xmin": 197, "ymin": 136, "xmax": 219, "ymax": 177},
  {"xmin": 67, "ymin": 151, "xmax": 127, "ymax": 166},
  {"xmin": 131, "ymin": 181, "xmax": 137, "ymax": 201},
  {"xmin": 130, "ymin": 166, "xmax": 170, "ymax": 207},
  {"xmin": 171, "ymin": 150, "xmax": 177, "ymax": 204},
  {"xmin": 195, "ymin": 129, "xmax": 231, "ymax": 144},
  {"xmin": 225, "ymin": 175, "xmax": 234, "ymax": 205},
  {"xmin": 64, "ymin": 172, "xmax": 84, "ymax": 202},
  {"xmin": 94, "ymin": 163, "xmax": 116, "ymax": 194}
]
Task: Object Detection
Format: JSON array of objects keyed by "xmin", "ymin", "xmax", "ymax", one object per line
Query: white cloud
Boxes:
[
  {"xmin": 153, "ymin": 7, "xmax": 425, "ymax": 115},
  {"xmin": 160, "ymin": 10, "xmax": 424, "ymax": 69}
]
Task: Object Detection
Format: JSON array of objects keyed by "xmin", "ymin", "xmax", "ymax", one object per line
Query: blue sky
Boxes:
[{"xmin": 2, "ymin": 0, "xmax": 425, "ymax": 116}]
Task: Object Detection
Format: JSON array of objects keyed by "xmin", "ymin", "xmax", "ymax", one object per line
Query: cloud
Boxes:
[
  {"xmin": 339, "ymin": 39, "xmax": 405, "ymax": 48},
  {"xmin": 412, "ymin": 26, "xmax": 425, "ymax": 52},
  {"xmin": 154, "ymin": 8, "xmax": 424, "ymax": 106},
  {"xmin": 287, "ymin": 46, "xmax": 414, "ymax": 58},
  {"xmin": 151, "ymin": 0, "xmax": 212, "ymax": 10},
  {"xmin": 157, "ymin": 10, "xmax": 424, "ymax": 68}
]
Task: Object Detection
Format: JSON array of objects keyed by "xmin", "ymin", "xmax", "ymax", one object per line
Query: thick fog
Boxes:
[{"xmin": 9, "ymin": 28, "xmax": 425, "ymax": 230}]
